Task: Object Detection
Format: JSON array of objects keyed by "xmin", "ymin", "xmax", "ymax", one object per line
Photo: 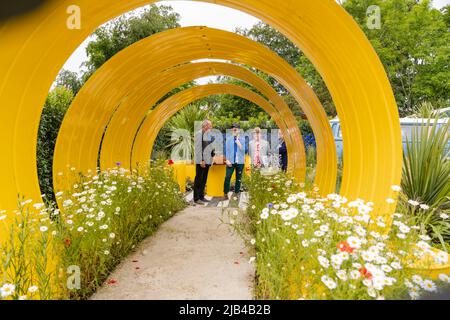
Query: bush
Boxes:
[
  {"xmin": 401, "ymin": 118, "xmax": 450, "ymax": 246},
  {"xmin": 37, "ymin": 87, "xmax": 74, "ymax": 200}
]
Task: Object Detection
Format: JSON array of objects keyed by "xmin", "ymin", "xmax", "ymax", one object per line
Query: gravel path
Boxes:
[{"xmin": 91, "ymin": 206, "xmax": 254, "ymax": 300}]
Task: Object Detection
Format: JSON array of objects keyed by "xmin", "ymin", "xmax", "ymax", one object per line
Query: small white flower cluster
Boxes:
[{"xmin": 253, "ymin": 184, "xmax": 450, "ymax": 300}]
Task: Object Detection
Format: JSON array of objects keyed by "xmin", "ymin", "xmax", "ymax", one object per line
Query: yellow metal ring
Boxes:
[
  {"xmin": 54, "ymin": 27, "xmax": 334, "ymax": 196},
  {"xmin": 132, "ymin": 83, "xmax": 294, "ymax": 170}
]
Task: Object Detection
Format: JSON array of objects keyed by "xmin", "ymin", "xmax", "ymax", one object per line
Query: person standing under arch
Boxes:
[{"xmin": 193, "ymin": 120, "xmax": 214, "ymax": 205}]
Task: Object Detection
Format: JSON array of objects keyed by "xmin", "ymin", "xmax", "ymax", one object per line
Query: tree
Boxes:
[
  {"xmin": 237, "ymin": 23, "xmax": 336, "ymax": 118},
  {"xmin": 37, "ymin": 87, "xmax": 74, "ymax": 199},
  {"xmin": 56, "ymin": 69, "xmax": 82, "ymax": 95},
  {"xmin": 238, "ymin": 0, "xmax": 449, "ymax": 118},
  {"xmin": 342, "ymin": 0, "xmax": 450, "ymax": 116},
  {"xmin": 83, "ymin": 5, "xmax": 180, "ymax": 76},
  {"xmin": 214, "ymin": 77, "xmax": 268, "ymax": 120}
]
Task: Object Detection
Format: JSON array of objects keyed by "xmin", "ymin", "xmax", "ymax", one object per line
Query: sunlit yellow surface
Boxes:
[
  {"xmin": 0, "ymin": 0, "xmax": 400, "ymax": 237},
  {"xmin": 53, "ymin": 27, "xmax": 333, "ymax": 195}
]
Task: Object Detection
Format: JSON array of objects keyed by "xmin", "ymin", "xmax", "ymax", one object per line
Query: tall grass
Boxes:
[
  {"xmin": 0, "ymin": 162, "xmax": 186, "ymax": 300},
  {"xmin": 401, "ymin": 118, "xmax": 449, "ymax": 246}
]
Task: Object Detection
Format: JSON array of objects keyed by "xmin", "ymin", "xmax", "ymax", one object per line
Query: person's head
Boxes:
[
  {"xmin": 254, "ymin": 127, "xmax": 261, "ymax": 140},
  {"xmin": 202, "ymin": 120, "xmax": 212, "ymax": 132},
  {"xmin": 231, "ymin": 123, "xmax": 240, "ymax": 136}
]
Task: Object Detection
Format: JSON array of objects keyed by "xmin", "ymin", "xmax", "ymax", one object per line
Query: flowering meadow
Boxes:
[
  {"xmin": 230, "ymin": 171, "xmax": 450, "ymax": 300},
  {"xmin": 0, "ymin": 162, "xmax": 186, "ymax": 300}
]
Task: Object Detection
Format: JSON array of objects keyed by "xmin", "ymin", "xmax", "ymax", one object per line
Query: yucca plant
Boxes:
[
  {"xmin": 412, "ymin": 101, "xmax": 436, "ymax": 119},
  {"xmin": 401, "ymin": 116, "xmax": 450, "ymax": 246}
]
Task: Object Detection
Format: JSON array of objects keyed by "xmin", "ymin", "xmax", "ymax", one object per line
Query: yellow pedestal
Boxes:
[
  {"xmin": 206, "ymin": 165, "xmax": 226, "ymax": 197},
  {"xmin": 186, "ymin": 164, "xmax": 196, "ymax": 182},
  {"xmin": 172, "ymin": 161, "xmax": 187, "ymax": 193}
]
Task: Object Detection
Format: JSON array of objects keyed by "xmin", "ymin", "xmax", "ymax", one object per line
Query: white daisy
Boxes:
[
  {"xmin": 28, "ymin": 286, "xmax": 38, "ymax": 293},
  {"xmin": 321, "ymin": 276, "xmax": 337, "ymax": 290},
  {"xmin": 0, "ymin": 284, "xmax": 15, "ymax": 298},
  {"xmin": 318, "ymin": 256, "xmax": 330, "ymax": 268},
  {"xmin": 438, "ymin": 274, "xmax": 449, "ymax": 283}
]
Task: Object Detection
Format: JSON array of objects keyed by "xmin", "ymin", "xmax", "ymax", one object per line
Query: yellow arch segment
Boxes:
[
  {"xmin": 53, "ymin": 27, "xmax": 334, "ymax": 196},
  {"xmin": 100, "ymin": 61, "xmax": 304, "ymax": 177},
  {"xmin": 0, "ymin": 0, "xmax": 401, "ymax": 220},
  {"xmin": 132, "ymin": 84, "xmax": 286, "ymax": 168}
]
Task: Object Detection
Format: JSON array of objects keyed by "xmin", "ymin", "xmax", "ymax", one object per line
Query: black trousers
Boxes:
[{"xmin": 193, "ymin": 164, "xmax": 210, "ymax": 201}]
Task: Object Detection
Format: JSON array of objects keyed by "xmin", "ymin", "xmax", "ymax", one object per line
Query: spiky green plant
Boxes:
[
  {"xmin": 401, "ymin": 117, "xmax": 450, "ymax": 245},
  {"xmin": 412, "ymin": 101, "xmax": 436, "ymax": 119},
  {"xmin": 164, "ymin": 103, "xmax": 209, "ymax": 161}
]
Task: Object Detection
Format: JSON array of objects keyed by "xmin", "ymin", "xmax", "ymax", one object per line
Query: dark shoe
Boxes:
[
  {"xmin": 194, "ymin": 199, "xmax": 206, "ymax": 205},
  {"xmin": 199, "ymin": 198, "xmax": 211, "ymax": 203},
  {"xmin": 219, "ymin": 195, "xmax": 229, "ymax": 201}
]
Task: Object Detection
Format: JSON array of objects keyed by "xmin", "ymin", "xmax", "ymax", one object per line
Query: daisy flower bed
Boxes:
[
  {"xmin": 0, "ymin": 162, "xmax": 186, "ymax": 300},
  {"xmin": 231, "ymin": 171, "xmax": 450, "ymax": 300}
]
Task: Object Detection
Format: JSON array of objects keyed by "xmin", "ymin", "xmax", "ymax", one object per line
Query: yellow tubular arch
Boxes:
[
  {"xmin": 54, "ymin": 27, "xmax": 334, "ymax": 196},
  {"xmin": 100, "ymin": 61, "xmax": 304, "ymax": 177},
  {"xmin": 132, "ymin": 84, "xmax": 288, "ymax": 168},
  {"xmin": 0, "ymin": 0, "xmax": 401, "ymax": 222}
]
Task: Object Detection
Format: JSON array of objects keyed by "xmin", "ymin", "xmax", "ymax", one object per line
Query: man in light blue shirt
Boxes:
[{"xmin": 222, "ymin": 123, "xmax": 246, "ymax": 200}]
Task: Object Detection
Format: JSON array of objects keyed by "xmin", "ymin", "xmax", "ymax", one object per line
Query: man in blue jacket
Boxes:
[{"xmin": 222, "ymin": 123, "xmax": 247, "ymax": 200}]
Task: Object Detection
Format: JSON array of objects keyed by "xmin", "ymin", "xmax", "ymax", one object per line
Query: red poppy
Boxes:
[
  {"xmin": 107, "ymin": 279, "xmax": 118, "ymax": 285},
  {"xmin": 167, "ymin": 159, "xmax": 174, "ymax": 165},
  {"xmin": 337, "ymin": 241, "xmax": 354, "ymax": 253},
  {"xmin": 359, "ymin": 267, "xmax": 373, "ymax": 280},
  {"xmin": 64, "ymin": 238, "xmax": 72, "ymax": 247}
]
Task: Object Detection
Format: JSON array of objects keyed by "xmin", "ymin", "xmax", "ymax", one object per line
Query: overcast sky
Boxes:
[{"xmin": 62, "ymin": 0, "xmax": 450, "ymax": 77}]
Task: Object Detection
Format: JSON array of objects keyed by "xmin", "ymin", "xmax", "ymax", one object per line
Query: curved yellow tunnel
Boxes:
[
  {"xmin": 0, "ymin": 0, "xmax": 401, "ymax": 223},
  {"xmin": 53, "ymin": 27, "xmax": 335, "ymax": 196},
  {"xmin": 132, "ymin": 84, "xmax": 291, "ymax": 168},
  {"xmin": 99, "ymin": 61, "xmax": 304, "ymax": 175}
]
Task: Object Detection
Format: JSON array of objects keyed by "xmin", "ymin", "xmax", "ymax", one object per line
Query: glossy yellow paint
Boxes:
[
  {"xmin": 0, "ymin": 0, "xmax": 401, "ymax": 234},
  {"xmin": 53, "ymin": 27, "xmax": 333, "ymax": 195}
]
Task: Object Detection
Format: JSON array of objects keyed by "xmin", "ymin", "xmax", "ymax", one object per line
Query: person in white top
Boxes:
[{"xmin": 249, "ymin": 127, "xmax": 269, "ymax": 169}]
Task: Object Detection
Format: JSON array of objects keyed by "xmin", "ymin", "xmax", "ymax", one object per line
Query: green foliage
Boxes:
[
  {"xmin": 213, "ymin": 77, "xmax": 267, "ymax": 120},
  {"xmin": 229, "ymin": 171, "xmax": 449, "ymax": 300},
  {"xmin": 239, "ymin": 1, "xmax": 449, "ymax": 117},
  {"xmin": 37, "ymin": 87, "xmax": 74, "ymax": 199},
  {"xmin": 83, "ymin": 5, "xmax": 180, "ymax": 74},
  {"xmin": 401, "ymin": 117, "xmax": 450, "ymax": 245},
  {"xmin": 211, "ymin": 112, "xmax": 276, "ymax": 133},
  {"xmin": 163, "ymin": 104, "xmax": 210, "ymax": 160},
  {"xmin": 343, "ymin": 0, "xmax": 450, "ymax": 116},
  {"xmin": 237, "ymin": 22, "xmax": 336, "ymax": 117}
]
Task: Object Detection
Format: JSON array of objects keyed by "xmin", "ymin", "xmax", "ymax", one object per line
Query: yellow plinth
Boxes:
[
  {"xmin": 171, "ymin": 161, "xmax": 187, "ymax": 193},
  {"xmin": 186, "ymin": 163, "xmax": 196, "ymax": 182}
]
